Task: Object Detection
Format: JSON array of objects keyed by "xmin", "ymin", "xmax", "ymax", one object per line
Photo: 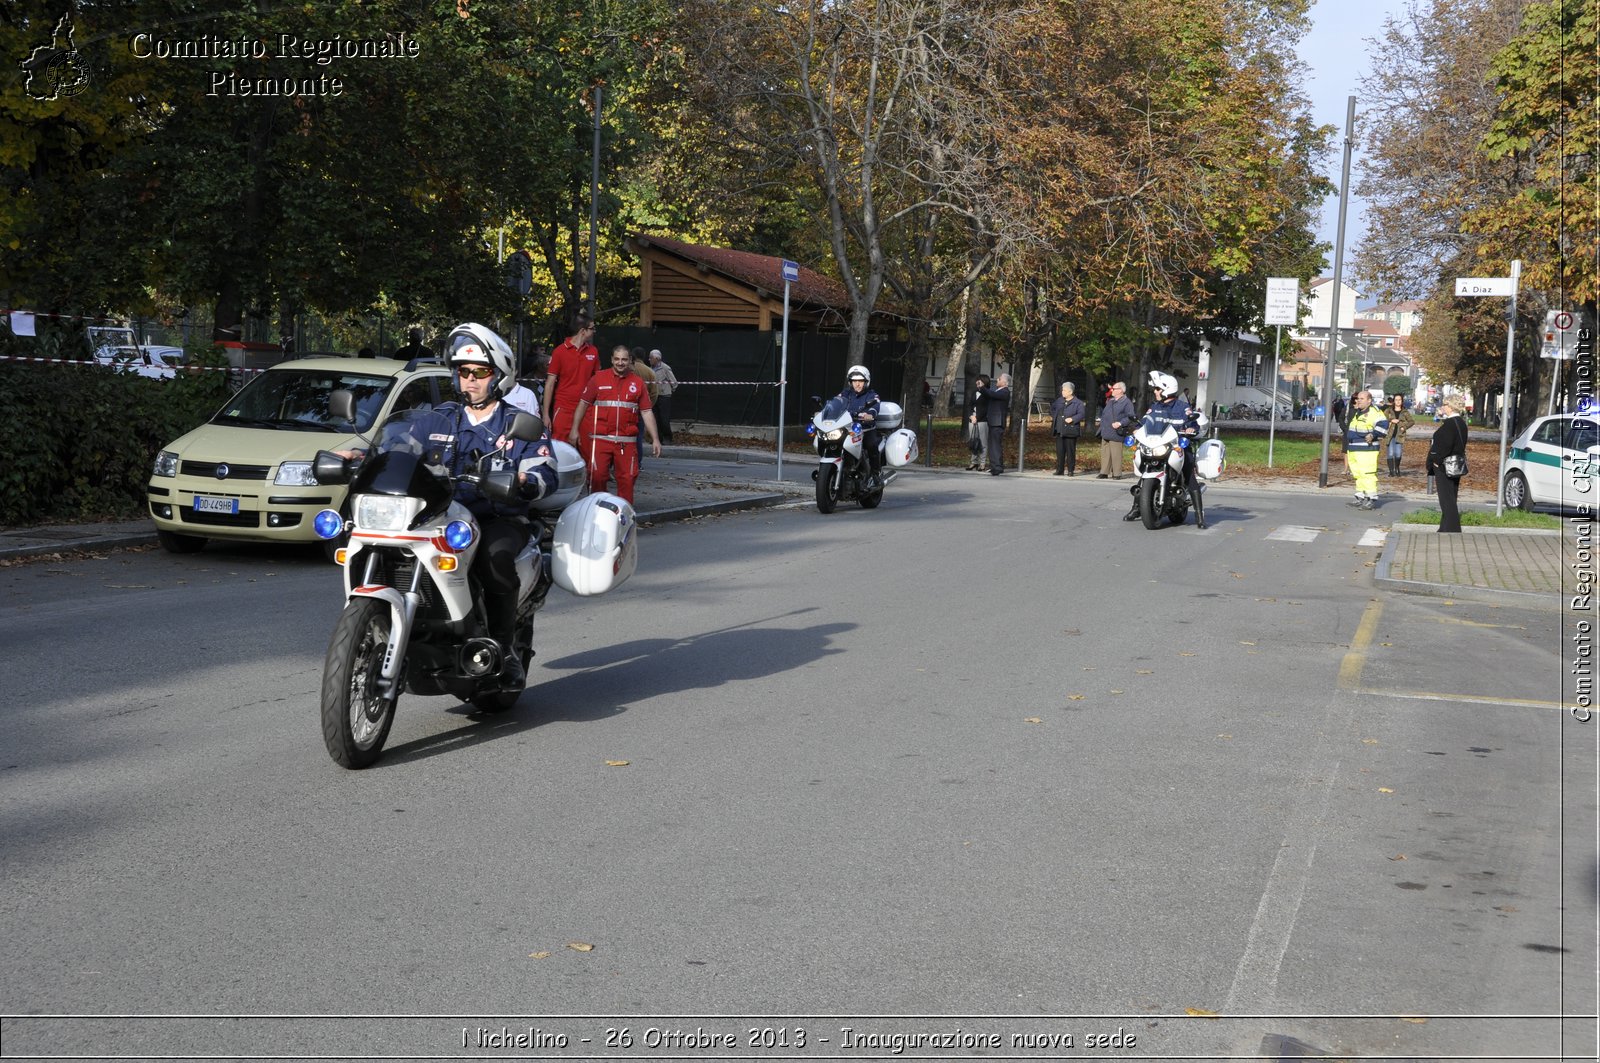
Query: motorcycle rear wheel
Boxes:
[
  {"xmin": 1138, "ymin": 478, "xmax": 1160, "ymax": 530},
  {"xmin": 321, "ymin": 598, "xmax": 398, "ymax": 768},
  {"xmin": 816, "ymin": 464, "xmax": 838, "ymax": 514}
]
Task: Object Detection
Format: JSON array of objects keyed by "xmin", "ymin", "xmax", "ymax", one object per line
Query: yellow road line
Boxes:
[
  {"xmin": 1354, "ymin": 688, "xmax": 1565, "ymax": 710},
  {"xmin": 1337, "ymin": 598, "xmax": 1384, "ymax": 689}
]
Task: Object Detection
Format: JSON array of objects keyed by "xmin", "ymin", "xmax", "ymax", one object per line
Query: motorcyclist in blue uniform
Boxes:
[
  {"xmin": 344, "ymin": 323, "xmax": 558, "ymax": 686},
  {"xmin": 1124, "ymin": 370, "xmax": 1208, "ymax": 527},
  {"xmin": 839, "ymin": 364, "xmax": 884, "ymax": 491}
]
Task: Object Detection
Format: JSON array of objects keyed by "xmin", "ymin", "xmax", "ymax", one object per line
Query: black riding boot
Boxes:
[
  {"xmin": 1123, "ymin": 483, "xmax": 1141, "ymax": 521},
  {"xmin": 1192, "ymin": 484, "xmax": 1207, "ymax": 529},
  {"xmin": 486, "ymin": 593, "xmax": 524, "ymax": 687}
]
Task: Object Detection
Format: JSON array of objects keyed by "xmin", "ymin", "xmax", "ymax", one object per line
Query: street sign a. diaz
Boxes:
[{"xmin": 1455, "ymin": 277, "xmax": 1515, "ymax": 297}]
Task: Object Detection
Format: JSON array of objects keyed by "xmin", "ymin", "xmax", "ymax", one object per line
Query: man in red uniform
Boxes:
[
  {"xmin": 542, "ymin": 314, "xmax": 599, "ymax": 444},
  {"xmin": 568, "ymin": 345, "xmax": 662, "ymax": 503}
]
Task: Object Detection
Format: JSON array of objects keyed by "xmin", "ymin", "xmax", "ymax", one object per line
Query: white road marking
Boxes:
[
  {"xmin": 1357, "ymin": 527, "xmax": 1388, "ymax": 548},
  {"xmin": 1266, "ymin": 525, "xmax": 1322, "ymax": 542}
]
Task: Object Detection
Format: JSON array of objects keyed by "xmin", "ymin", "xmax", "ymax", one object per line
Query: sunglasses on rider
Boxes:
[{"xmin": 456, "ymin": 365, "xmax": 494, "ymax": 380}]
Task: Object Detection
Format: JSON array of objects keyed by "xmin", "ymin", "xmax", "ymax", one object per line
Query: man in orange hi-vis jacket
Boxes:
[{"xmin": 567, "ymin": 345, "xmax": 661, "ymax": 503}]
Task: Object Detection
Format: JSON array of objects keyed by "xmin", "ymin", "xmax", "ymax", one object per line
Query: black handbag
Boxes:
[
  {"xmin": 1060, "ymin": 423, "xmax": 1081, "ymax": 438},
  {"xmin": 1442, "ymin": 419, "xmax": 1467, "ymax": 477},
  {"xmin": 968, "ymin": 430, "xmax": 984, "ymax": 456}
]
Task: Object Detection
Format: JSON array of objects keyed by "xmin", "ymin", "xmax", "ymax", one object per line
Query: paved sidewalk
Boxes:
[{"xmin": 1374, "ymin": 523, "xmax": 1570, "ymax": 612}]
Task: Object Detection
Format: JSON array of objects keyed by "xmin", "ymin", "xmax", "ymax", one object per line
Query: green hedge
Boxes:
[{"xmin": 0, "ymin": 355, "xmax": 232, "ymax": 526}]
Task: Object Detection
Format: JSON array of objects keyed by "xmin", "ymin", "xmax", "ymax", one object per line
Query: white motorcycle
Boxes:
[
  {"xmin": 808, "ymin": 397, "xmax": 919, "ymax": 513},
  {"xmin": 1127, "ymin": 419, "xmax": 1222, "ymax": 530},
  {"xmin": 310, "ymin": 396, "xmax": 632, "ymax": 768}
]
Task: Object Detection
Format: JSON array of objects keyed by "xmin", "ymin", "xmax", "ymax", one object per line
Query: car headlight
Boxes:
[
  {"xmin": 152, "ymin": 450, "xmax": 179, "ymax": 478},
  {"xmin": 275, "ymin": 461, "xmax": 319, "ymax": 486},
  {"xmin": 354, "ymin": 494, "xmax": 423, "ymax": 532}
]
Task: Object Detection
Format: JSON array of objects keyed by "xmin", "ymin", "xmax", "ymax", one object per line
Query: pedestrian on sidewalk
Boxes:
[
  {"xmin": 648, "ymin": 349, "xmax": 678, "ymax": 443},
  {"xmin": 977, "ymin": 373, "xmax": 1012, "ymax": 475},
  {"xmin": 1050, "ymin": 382, "xmax": 1085, "ymax": 475},
  {"xmin": 1382, "ymin": 394, "xmax": 1415, "ymax": 477},
  {"xmin": 1096, "ymin": 381, "xmax": 1136, "ymax": 479},
  {"xmin": 966, "ymin": 375, "xmax": 990, "ymax": 470},
  {"xmin": 542, "ymin": 315, "xmax": 599, "ymax": 444},
  {"xmin": 1426, "ymin": 399, "xmax": 1469, "ymax": 533}
]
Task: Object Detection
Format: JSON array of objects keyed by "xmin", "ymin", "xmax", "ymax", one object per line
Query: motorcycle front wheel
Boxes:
[
  {"xmin": 321, "ymin": 598, "xmax": 398, "ymax": 768},
  {"xmin": 816, "ymin": 464, "xmax": 838, "ymax": 514},
  {"xmin": 1138, "ymin": 478, "xmax": 1160, "ymax": 530}
]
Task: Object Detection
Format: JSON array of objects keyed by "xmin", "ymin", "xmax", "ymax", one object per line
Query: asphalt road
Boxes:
[{"xmin": 1, "ymin": 472, "xmax": 1593, "ymax": 1062}]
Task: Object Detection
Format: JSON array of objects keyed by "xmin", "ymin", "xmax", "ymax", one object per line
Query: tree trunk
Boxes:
[{"xmin": 938, "ymin": 285, "xmax": 973, "ymax": 416}]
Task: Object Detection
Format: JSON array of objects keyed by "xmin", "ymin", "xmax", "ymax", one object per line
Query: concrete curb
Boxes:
[{"xmin": 637, "ymin": 492, "xmax": 792, "ymax": 525}]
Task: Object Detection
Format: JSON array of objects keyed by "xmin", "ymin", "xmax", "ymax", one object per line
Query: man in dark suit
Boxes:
[{"xmin": 977, "ymin": 373, "xmax": 1012, "ymax": 475}]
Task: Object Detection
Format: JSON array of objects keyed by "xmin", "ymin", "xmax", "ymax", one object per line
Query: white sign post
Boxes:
[
  {"xmin": 1455, "ymin": 263, "xmax": 1520, "ymax": 515},
  {"xmin": 1263, "ymin": 278, "xmax": 1299, "ymax": 467},
  {"xmin": 777, "ymin": 259, "xmax": 799, "ymax": 481}
]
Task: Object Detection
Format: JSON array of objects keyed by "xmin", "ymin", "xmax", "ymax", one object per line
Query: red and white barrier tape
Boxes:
[
  {"xmin": 674, "ymin": 380, "xmax": 784, "ymax": 386},
  {"xmin": 0, "ymin": 355, "xmax": 264, "ymax": 374}
]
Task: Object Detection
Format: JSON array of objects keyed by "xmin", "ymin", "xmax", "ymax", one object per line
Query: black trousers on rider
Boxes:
[
  {"xmin": 473, "ymin": 516, "xmax": 530, "ymax": 645},
  {"xmin": 863, "ymin": 428, "xmax": 883, "ymax": 480}
]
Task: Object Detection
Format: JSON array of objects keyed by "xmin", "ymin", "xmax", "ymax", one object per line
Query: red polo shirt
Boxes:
[{"xmin": 547, "ymin": 338, "xmax": 599, "ymax": 410}]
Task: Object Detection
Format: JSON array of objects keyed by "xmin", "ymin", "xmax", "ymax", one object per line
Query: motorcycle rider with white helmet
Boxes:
[
  {"xmin": 339, "ymin": 323, "xmax": 557, "ymax": 687},
  {"xmin": 1123, "ymin": 370, "xmax": 1209, "ymax": 528},
  {"xmin": 838, "ymin": 365, "xmax": 885, "ymax": 491}
]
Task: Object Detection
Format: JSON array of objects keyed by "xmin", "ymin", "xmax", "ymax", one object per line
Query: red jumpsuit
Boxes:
[
  {"xmin": 576, "ymin": 371, "xmax": 653, "ymax": 503},
  {"xmin": 546, "ymin": 338, "xmax": 599, "ymax": 442}
]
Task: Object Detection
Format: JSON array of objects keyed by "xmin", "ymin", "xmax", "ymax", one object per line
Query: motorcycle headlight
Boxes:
[
  {"xmin": 824, "ymin": 428, "xmax": 846, "ymax": 441},
  {"xmin": 275, "ymin": 460, "xmax": 318, "ymax": 486},
  {"xmin": 151, "ymin": 450, "xmax": 179, "ymax": 478},
  {"xmin": 354, "ymin": 494, "xmax": 424, "ymax": 532}
]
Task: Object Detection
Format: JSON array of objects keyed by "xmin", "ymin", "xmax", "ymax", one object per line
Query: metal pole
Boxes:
[
  {"xmin": 777, "ymin": 279, "xmax": 791, "ymax": 481},
  {"xmin": 588, "ymin": 86, "xmax": 601, "ymax": 315},
  {"xmin": 1496, "ymin": 259, "xmax": 1522, "ymax": 516},
  {"xmin": 1318, "ymin": 95, "xmax": 1358, "ymax": 489},
  {"xmin": 1268, "ymin": 326, "xmax": 1283, "ymax": 467}
]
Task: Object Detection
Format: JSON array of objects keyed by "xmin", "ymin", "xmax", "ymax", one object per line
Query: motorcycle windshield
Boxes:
[
  {"xmin": 350, "ymin": 411, "xmax": 453, "ymax": 513},
  {"xmin": 816, "ymin": 396, "xmax": 854, "ymax": 430}
]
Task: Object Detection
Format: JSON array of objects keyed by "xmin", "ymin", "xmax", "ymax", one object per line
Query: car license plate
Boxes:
[{"xmin": 193, "ymin": 495, "xmax": 239, "ymax": 515}]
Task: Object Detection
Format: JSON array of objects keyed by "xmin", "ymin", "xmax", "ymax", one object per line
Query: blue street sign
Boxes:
[{"xmin": 781, "ymin": 259, "xmax": 799, "ymax": 284}]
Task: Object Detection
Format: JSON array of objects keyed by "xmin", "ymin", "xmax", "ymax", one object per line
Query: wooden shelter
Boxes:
[{"xmin": 627, "ymin": 234, "xmax": 867, "ymax": 331}]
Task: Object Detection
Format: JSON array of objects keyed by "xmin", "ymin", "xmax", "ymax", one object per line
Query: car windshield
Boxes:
[{"xmin": 212, "ymin": 369, "xmax": 394, "ymax": 432}]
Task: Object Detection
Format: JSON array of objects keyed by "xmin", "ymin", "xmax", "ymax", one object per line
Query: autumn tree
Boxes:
[{"xmin": 676, "ymin": 0, "xmax": 1026, "ymax": 370}]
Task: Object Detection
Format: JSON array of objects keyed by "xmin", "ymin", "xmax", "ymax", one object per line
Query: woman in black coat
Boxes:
[
  {"xmin": 1426, "ymin": 398, "xmax": 1469, "ymax": 533},
  {"xmin": 1050, "ymin": 382, "xmax": 1086, "ymax": 475}
]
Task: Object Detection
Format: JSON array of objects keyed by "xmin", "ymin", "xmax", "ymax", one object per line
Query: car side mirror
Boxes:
[
  {"xmin": 328, "ymin": 389, "xmax": 355, "ymax": 423},
  {"xmin": 313, "ymin": 450, "xmax": 354, "ymax": 485},
  {"xmin": 508, "ymin": 411, "xmax": 545, "ymax": 442}
]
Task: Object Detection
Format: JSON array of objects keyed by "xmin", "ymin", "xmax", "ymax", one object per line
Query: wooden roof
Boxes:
[{"xmin": 627, "ymin": 234, "xmax": 869, "ymax": 331}]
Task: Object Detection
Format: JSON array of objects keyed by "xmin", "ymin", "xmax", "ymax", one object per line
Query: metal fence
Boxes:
[{"xmin": 603, "ymin": 326, "xmax": 907, "ymax": 428}]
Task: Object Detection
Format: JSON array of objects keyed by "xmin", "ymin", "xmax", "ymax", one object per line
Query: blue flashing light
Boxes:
[
  {"xmin": 444, "ymin": 520, "xmax": 476, "ymax": 551},
  {"xmin": 1578, "ymin": 395, "xmax": 1598, "ymax": 416},
  {"xmin": 312, "ymin": 509, "xmax": 345, "ymax": 540},
  {"xmin": 1179, "ymin": 436, "xmax": 1190, "ymax": 448},
  {"xmin": 1124, "ymin": 436, "xmax": 1136, "ymax": 447}
]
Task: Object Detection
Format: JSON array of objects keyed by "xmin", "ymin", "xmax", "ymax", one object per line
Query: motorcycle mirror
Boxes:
[
  {"xmin": 313, "ymin": 449, "xmax": 353, "ymax": 485},
  {"xmin": 507, "ymin": 410, "xmax": 545, "ymax": 442},
  {"xmin": 327, "ymin": 389, "xmax": 355, "ymax": 424}
]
